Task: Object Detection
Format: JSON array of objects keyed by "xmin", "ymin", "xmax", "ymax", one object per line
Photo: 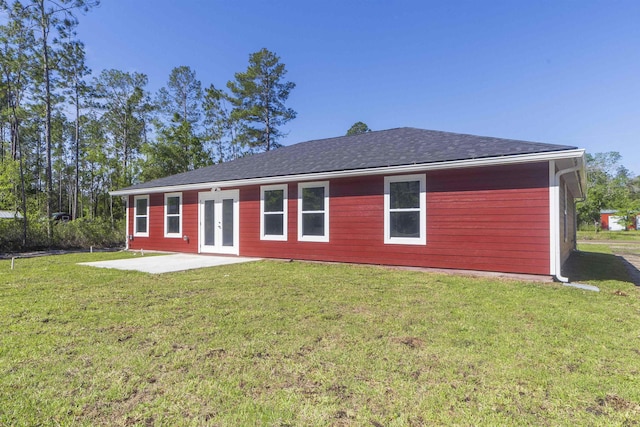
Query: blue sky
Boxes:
[{"xmin": 76, "ymin": 1, "xmax": 640, "ymax": 174}]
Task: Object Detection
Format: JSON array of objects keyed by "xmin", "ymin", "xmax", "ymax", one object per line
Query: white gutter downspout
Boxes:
[
  {"xmin": 124, "ymin": 196, "xmax": 129, "ymax": 251},
  {"xmin": 550, "ymin": 160, "xmax": 582, "ymax": 283}
]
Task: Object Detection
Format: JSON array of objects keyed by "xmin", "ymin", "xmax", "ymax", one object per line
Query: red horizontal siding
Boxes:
[
  {"xmin": 238, "ymin": 162, "xmax": 551, "ymax": 275},
  {"xmin": 128, "ymin": 191, "xmax": 200, "ymax": 253},
  {"xmin": 126, "ymin": 161, "xmax": 551, "ymax": 276}
]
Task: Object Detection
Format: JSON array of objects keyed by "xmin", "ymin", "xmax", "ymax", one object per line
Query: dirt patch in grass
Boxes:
[
  {"xmin": 392, "ymin": 336, "xmax": 424, "ymax": 349},
  {"xmin": 587, "ymin": 394, "xmax": 640, "ymax": 416}
]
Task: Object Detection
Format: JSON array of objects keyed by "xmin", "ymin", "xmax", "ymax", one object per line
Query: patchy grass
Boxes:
[
  {"xmin": 609, "ymin": 243, "xmax": 640, "ymax": 258},
  {"xmin": 578, "ymin": 230, "xmax": 640, "ymax": 241},
  {"xmin": 1, "ymin": 253, "xmax": 640, "ymax": 426},
  {"xmin": 579, "ymin": 241, "xmax": 640, "ymax": 258},
  {"xmin": 568, "ymin": 244, "xmax": 635, "ymax": 285}
]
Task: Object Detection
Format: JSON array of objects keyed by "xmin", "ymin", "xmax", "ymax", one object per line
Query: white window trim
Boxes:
[
  {"xmin": 384, "ymin": 174, "xmax": 426, "ymax": 245},
  {"xmin": 298, "ymin": 181, "xmax": 329, "ymax": 243},
  {"xmin": 164, "ymin": 192, "xmax": 182, "ymax": 238},
  {"xmin": 134, "ymin": 195, "xmax": 149, "ymax": 237},
  {"xmin": 260, "ymin": 184, "xmax": 288, "ymax": 241}
]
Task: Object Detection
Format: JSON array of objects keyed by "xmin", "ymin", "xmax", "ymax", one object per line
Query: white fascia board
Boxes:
[{"xmin": 109, "ymin": 149, "xmax": 586, "ymax": 197}]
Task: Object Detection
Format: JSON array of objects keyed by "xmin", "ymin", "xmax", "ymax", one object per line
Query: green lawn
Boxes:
[
  {"xmin": 1, "ymin": 251, "xmax": 639, "ymax": 426},
  {"xmin": 578, "ymin": 230, "xmax": 640, "ymax": 241}
]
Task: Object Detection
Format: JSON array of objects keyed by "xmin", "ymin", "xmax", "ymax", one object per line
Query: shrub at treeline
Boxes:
[
  {"xmin": 0, "ymin": 1, "xmax": 296, "ymax": 250},
  {"xmin": 0, "ymin": 217, "xmax": 124, "ymax": 252}
]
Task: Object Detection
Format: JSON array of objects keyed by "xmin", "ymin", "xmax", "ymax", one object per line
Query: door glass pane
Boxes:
[
  {"xmin": 302, "ymin": 212, "xmax": 324, "ymax": 236},
  {"xmin": 390, "ymin": 211, "xmax": 420, "ymax": 237},
  {"xmin": 204, "ymin": 200, "xmax": 215, "ymax": 246},
  {"xmin": 222, "ymin": 198, "xmax": 234, "ymax": 246},
  {"xmin": 302, "ymin": 187, "xmax": 324, "ymax": 211},
  {"xmin": 390, "ymin": 181, "xmax": 420, "ymax": 209}
]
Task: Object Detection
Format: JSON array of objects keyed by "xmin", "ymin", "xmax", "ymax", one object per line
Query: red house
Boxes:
[{"xmin": 111, "ymin": 128, "xmax": 586, "ymax": 282}]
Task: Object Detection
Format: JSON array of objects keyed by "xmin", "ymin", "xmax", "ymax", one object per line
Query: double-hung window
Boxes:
[
  {"xmin": 298, "ymin": 181, "xmax": 329, "ymax": 242},
  {"xmin": 384, "ymin": 174, "xmax": 426, "ymax": 245},
  {"xmin": 134, "ymin": 195, "xmax": 149, "ymax": 237},
  {"xmin": 260, "ymin": 184, "xmax": 287, "ymax": 241},
  {"xmin": 164, "ymin": 192, "xmax": 182, "ymax": 238}
]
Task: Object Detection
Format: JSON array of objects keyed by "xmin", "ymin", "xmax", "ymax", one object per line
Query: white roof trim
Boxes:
[{"xmin": 110, "ymin": 148, "xmax": 586, "ymax": 196}]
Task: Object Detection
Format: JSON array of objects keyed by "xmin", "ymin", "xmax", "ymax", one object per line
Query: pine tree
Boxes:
[
  {"xmin": 2, "ymin": 0, "xmax": 98, "ymax": 238},
  {"xmin": 203, "ymin": 84, "xmax": 246, "ymax": 162},
  {"xmin": 0, "ymin": 7, "xmax": 35, "ymax": 245},
  {"xmin": 227, "ymin": 48, "xmax": 296, "ymax": 152},
  {"xmin": 141, "ymin": 117, "xmax": 211, "ymax": 181},
  {"xmin": 142, "ymin": 66, "xmax": 210, "ymax": 180},
  {"xmin": 59, "ymin": 22, "xmax": 91, "ymax": 219},
  {"xmin": 93, "ymin": 69, "xmax": 152, "ymax": 188},
  {"xmin": 346, "ymin": 121, "xmax": 371, "ymax": 136},
  {"xmin": 156, "ymin": 65, "xmax": 202, "ymax": 125}
]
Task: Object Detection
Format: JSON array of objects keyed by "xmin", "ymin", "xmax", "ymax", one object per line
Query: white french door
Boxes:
[{"xmin": 198, "ymin": 190, "xmax": 239, "ymax": 255}]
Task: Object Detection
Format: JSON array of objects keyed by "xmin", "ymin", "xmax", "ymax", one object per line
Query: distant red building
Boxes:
[{"xmin": 600, "ymin": 210, "xmax": 639, "ymax": 231}]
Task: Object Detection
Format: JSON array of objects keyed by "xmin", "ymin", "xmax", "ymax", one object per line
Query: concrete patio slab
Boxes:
[{"xmin": 80, "ymin": 253, "xmax": 262, "ymax": 274}]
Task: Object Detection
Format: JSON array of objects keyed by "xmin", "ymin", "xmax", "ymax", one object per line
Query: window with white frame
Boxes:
[
  {"xmin": 384, "ymin": 174, "xmax": 426, "ymax": 245},
  {"xmin": 164, "ymin": 192, "xmax": 182, "ymax": 237},
  {"xmin": 298, "ymin": 181, "xmax": 329, "ymax": 242},
  {"xmin": 261, "ymin": 184, "xmax": 288, "ymax": 241},
  {"xmin": 134, "ymin": 195, "xmax": 149, "ymax": 237}
]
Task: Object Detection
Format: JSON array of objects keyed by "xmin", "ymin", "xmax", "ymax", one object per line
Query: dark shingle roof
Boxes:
[{"xmin": 115, "ymin": 127, "xmax": 577, "ymax": 192}]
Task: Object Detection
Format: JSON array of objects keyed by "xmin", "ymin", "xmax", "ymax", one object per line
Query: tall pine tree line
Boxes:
[{"xmin": 0, "ymin": 1, "xmax": 296, "ymax": 247}]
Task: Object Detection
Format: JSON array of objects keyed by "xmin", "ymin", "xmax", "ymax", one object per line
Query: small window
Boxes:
[
  {"xmin": 134, "ymin": 195, "xmax": 149, "ymax": 237},
  {"xmin": 261, "ymin": 184, "xmax": 288, "ymax": 241},
  {"xmin": 298, "ymin": 181, "xmax": 329, "ymax": 242},
  {"xmin": 384, "ymin": 174, "xmax": 426, "ymax": 245},
  {"xmin": 164, "ymin": 192, "xmax": 182, "ymax": 238}
]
